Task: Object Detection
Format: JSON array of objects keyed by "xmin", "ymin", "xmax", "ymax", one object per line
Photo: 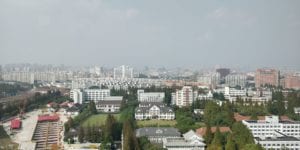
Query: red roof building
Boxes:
[
  {"xmin": 38, "ymin": 115, "xmax": 59, "ymax": 122},
  {"xmin": 11, "ymin": 119, "xmax": 21, "ymax": 129}
]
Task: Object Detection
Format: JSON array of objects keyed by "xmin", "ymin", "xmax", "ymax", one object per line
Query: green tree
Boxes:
[
  {"xmin": 78, "ymin": 126, "xmax": 84, "ymax": 143},
  {"xmin": 209, "ymin": 126, "xmax": 222, "ymax": 150},
  {"xmin": 232, "ymin": 122, "xmax": 254, "ymax": 149},
  {"xmin": 88, "ymin": 101, "xmax": 97, "ymax": 114},
  {"xmin": 204, "ymin": 123, "xmax": 213, "ymax": 145},
  {"xmin": 225, "ymin": 133, "xmax": 236, "ymax": 150}
]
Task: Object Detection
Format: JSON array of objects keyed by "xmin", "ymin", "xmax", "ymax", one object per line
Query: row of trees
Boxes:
[{"xmin": 0, "ymin": 90, "xmax": 70, "ymax": 120}]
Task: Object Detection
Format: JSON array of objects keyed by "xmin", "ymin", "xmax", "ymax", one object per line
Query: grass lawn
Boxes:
[
  {"xmin": 82, "ymin": 114, "xmax": 120, "ymax": 127},
  {"xmin": 0, "ymin": 125, "xmax": 18, "ymax": 150},
  {"xmin": 137, "ymin": 120, "xmax": 177, "ymax": 127}
]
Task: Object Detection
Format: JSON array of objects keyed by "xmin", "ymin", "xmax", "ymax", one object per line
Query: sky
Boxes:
[{"xmin": 0, "ymin": 0, "xmax": 300, "ymax": 69}]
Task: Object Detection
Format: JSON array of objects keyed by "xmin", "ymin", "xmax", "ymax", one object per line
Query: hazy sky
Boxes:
[{"xmin": 0, "ymin": 0, "xmax": 300, "ymax": 69}]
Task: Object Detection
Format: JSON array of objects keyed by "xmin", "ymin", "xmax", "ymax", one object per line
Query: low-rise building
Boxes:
[
  {"xmin": 163, "ymin": 130, "xmax": 205, "ymax": 150},
  {"xmin": 255, "ymin": 131, "xmax": 300, "ymax": 150},
  {"xmin": 136, "ymin": 127, "xmax": 181, "ymax": 143},
  {"xmin": 242, "ymin": 116, "xmax": 300, "ymax": 138},
  {"xmin": 137, "ymin": 89, "xmax": 165, "ymax": 102},
  {"xmin": 96, "ymin": 96, "xmax": 123, "ymax": 112},
  {"xmin": 135, "ymin": 102, "xmax": 175, "ymax": 120}
]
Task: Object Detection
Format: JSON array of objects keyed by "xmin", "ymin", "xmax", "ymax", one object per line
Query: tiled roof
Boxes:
[{"xmin": 196, "ymin": 127, "xmax": 231, "ymax": 137}]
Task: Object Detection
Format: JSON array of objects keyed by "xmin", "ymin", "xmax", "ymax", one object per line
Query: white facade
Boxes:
[
  {"xmin": 2, "ymin": 71, "xmax": 34, "ymax": 84},
  {"xmin": 225, "ymin": 73, "xmax": 247, "ymax": 87},
  {"xmin": 113, "ymin": 65, "xmax": 133, "ymax": 79},
  {"xmin": 198, "ymin": 72, "xmax": 220, "ymax": 88},
  {"xmin": 96, "ymin": 96, "xmax": 123, "ymax": 112},
  {"xmin": 69, "ymin": 88, "xmax": 110, "ymax": 103},
  {"xmin": 163, "ymin": 130, "xmax": 205, "ymax": 150},
  {"xmin": 242, "ymin": 116, "xmax": 300, "ymax": 138},
  {"xmin": 84, "ymin": 89, "xmax": 110, "ymax": 101},
  {"xmin": 135, "ymin": 102, "xmax": 175, "ymax": 120},
  {"xmin": 137, "ymin": 89, "xmax": 165, "ymax": 102},
  {"xmin": 255, "ymin": 131, "xmax": 300, "ymax": 150},
  {"xmin": 70, "ymin": 89, "xmax": 84, "ymax": 104},
  {"xmin": 198, "ymin": 91, "xmax": 213, "ymax": 100},
  {"xmin": 174, "ymin": 86, "xmax": 194, "ymax": 107}
]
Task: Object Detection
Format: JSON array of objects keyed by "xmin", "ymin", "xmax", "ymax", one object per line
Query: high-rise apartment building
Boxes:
[
  {"xmin": 70, "ymin": 89, "xmax": 84, "ymax": 104},
  {"xmin": 225, "ymin": 73, "xmax": 247, "ymax": 87},
  {"xmin": 284, "ymin": 73, "xmax": 300, "ymax": 90},
  {"xmin": 255, "ymin": 69, "xmax": 279, "ymax": 88},
  {"xmin": 198, "ymin": 72, "xmax": 220, "ymax": 88},
  {"xmin": 216, "ymin": 68, "xmax": 230, "ymax": 78},
  {"xmin": 174, "ymin": 86, "xmax": 194, "ymax": 107},
  {"xmin": 113, "ymin": 65, "xmax": 133, "ymax": 79}
]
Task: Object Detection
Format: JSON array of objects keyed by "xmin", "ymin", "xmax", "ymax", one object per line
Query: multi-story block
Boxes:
[
  {"xmin": 198, "ymin": 72, "xmax": 220, "ymax": 88},
  {"xmin": 255, "ymin": 68, "xmax": 279, "ymax": 88},
  {"xmin": 254, "ymin": 131, "xmax": 300, "ymax": 150},
  {"xmin": 173, "ymin": 86, "xmax": 194, "ymax": 107},
  {"xmin": 242, "ymin": 116, "xmax": 300, "ymax": 138},
  {"xmin": 216, "ymin": 68, "xmax": 230, "ymax": 79},
  {"xmin": 284, "ymin": 73, "xmax": 300, "ymax": 90},
  {"xmin": 70, "ymin": 89, "xmax": 84, "ymax": 104},
  {"xmin": 69, "ymin": 88, "xmax": 110, "ymax": 103},
  {"xmin": 113, "ymin": 65, "xmax": 133, "ymax": 79},
  {"xmin": 84, "ymin": 89, "xmax": 110, "ymax": 102},
  {"xmin": 137, "ymin": 89, "xmax": 165, "ymax": 102},
  {"xmin": 225, "ymin": 73, "xmax": 247, "ymax": 87}
]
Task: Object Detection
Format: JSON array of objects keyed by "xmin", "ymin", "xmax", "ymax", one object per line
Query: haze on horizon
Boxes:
[{"xmin": 0, "ymin": 0, "xmax": 300, "ymax": 69}]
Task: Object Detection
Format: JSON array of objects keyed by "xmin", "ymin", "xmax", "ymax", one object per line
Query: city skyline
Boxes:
[{"xmin": 1, "ymin": 0, "xmax": 300, "ymax": 69}]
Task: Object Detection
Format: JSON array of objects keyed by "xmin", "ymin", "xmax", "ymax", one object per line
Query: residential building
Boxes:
[
  {"xmin": 173, "ymin": 86, "xmax": 194, "ymax": 107},
  {"xmin": 2, "ymin": 71, "xmax": 34, "ymax": 84},
  {"xmin": 255, "ymin": 68, "xmax": 280, "ymax": 88},
  {"xmin": 216, "ymin": 68, "xmax": 230, "ymax": 79},
  {"xmin": 198, "ymin": 91, "xmax": 213, "ymax": 100},
  {"xmin": 135, "ymin": 102, "xmax": 175, "ymax": 120},
  {"xmin": 214, "ymin": 87, "xmax": 246, "ymax": 100},
  {"xmin": 136, "ymin": 127, "xmax": 181, "ymax": 143},
  {"xmin": 162, "ymin": 130, "xmax": 206, "ymax": 150},
  {"xmin": 96, "ymin": 96, "xmax": 123, "ymax": 112},
  {"xmin": 225, "ymin": 73, "xmax": 247, "ymax": 87},
  {"xmin": 294, "ymin": 107, "xmax": 300, "ymax": 116},
  {"xmin": 254, "ymin": 131, "xmax": 300, "ymax": 150},
  {"xmin": 70, "ymin": 89, "xmax": 84, "ymax": 104},
  {"xmin": 137, "ymin": 89, "xmax": 165, "ymax": 102},
  {"xmin": 198, "ymin": 72, "xmax": 220, "ymax": 88},
  {"xmin": 113, "ymin": 65, "xmax": 133, "ymax": 79},
  {"xmin": 70, "ymin": 88, "xmax": 110, "ymax": 103},
  {"xmin": 242, "ymin": 116, "xmax": 300, "ymax": 138},
  {"xmin": 284, "ymin": 73, "xmax": 300, "ymax": 90},
  {"xmin": 84, "ymin": 89, "xmax": 110, "ymax": 102}
]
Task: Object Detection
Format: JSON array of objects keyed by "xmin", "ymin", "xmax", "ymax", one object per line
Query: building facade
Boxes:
[
  {"xmin": 225, "ymin": 73, "xmax": 247, "ymax": 87},
  {"xmin": 255, "ymin": 69, "xmax": 279, "ymax": 88},
  {"xmin": 137, "ymin": 89, "xmax": 165, "ymax": 102},
  {"xmin": 173, "ymin": 86, "xmax": 194, "ymax": 107},
  {"xmin": 284, "ymin": 73, "xmax": 300, "ymax": 90},
  {"xmin": 96, "ymin": 96, "xmax": 123, "ymax": 112},
  {"xmin": 135, "ymin": 102, "xmax": 175, "ymax": 120},
  {"xmin": 242, "ymin": 116, "xmax": 300, "ymax": 138},
  {"xmin": 69, "ymin": 88, "xmax": 111, "ymax": 104},
  {"xmin": 136, "ymin": 127, "xmax": 181, "ymax": 143},
  {"xmin": 113, "ymin": 65, "xmax": 133, "ymax": 79},
  {"xmin": 254, "ymin": 131, "xmax": 300, "ymax": 150},
  {"xmin": 162, "ymin": 130, "xmax": 206, "ymax": 150}
]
